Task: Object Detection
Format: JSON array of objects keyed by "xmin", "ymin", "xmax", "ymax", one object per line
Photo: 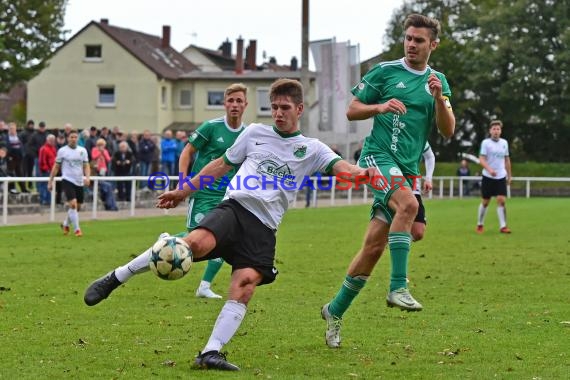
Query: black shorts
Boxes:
[
  {"xmin": 62, "ymin": 179, "xmax": 84, "ymax": 203},
  {"xmin": 197, "ymin": 199, "xmax": 278, "ymax": 286},
  {"xmin": 481, "ymin": 176, "xmax": 507, "ymax": 199},
  {"xmin": 414, "ymin": 194, "xmax": 426, "ymax": 224}
]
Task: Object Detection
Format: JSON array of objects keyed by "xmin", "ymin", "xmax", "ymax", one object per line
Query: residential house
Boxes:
[{"xmin": 27, "ymin": 19, "xmax": 318, "ymax": 135}]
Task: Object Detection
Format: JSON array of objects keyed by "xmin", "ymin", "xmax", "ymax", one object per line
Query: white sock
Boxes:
[
  {"xmin": 62, "ymin": 215, "xmax": 69, "ymax": 227},
  {"xmin": 477, "ymin": 204, "xmax": 488, "ymax": 226},
  {"xmin": 497, "ymin": 206, "xmax": 507, "ymax": 228},
  {"xmin": 202, "ymin": 300, "xmax": 247, "ymax": 353},
  {"xmin": 69, "ymin": 208, "xmax": 79, "ymax": 231},
  {"xmin": 114, "ymin": 247, "xmax": 152, "ymax": 283},
  {"xmin": 199, "ymin": 280, "xmax": 211, "ymax": 289}
]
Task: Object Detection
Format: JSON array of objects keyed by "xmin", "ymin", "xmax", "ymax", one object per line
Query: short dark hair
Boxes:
[
  {"xmin": 39, "ymin": 121, "xmax": 46, "ymax": 128},
  {"xmin": 404, "ymin": 14, "xmax": 441, "ymax": 41},
  {"xmin": 489, "ymin": 120, "xmax": 503, "ymax": 128},
  {"xmin": 90, "ymin": 126, "xmax": 97, "ymax": 132},
  {"xmin": 269, "ymin": 78, "xmax": 304, "ymax": 105}
]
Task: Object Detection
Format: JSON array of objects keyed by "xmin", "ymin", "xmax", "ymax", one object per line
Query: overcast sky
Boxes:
[{"xmin": 64, "ymin": 0, "xmax": 404, "ymax": 66}]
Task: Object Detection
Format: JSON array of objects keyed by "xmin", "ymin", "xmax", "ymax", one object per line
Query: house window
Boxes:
[
  {"xmin": 257, "ymin": 88, "xmax": 271, "ymax": 115},
  {"xmin": 179, "ymin": 89, "xmax": 192, "ymax": 108},
  {"xmin": 207, "ymin": 91, "xmax": 224, "ymax": 107},
  {"xmin": 161, "ymin": 86, "xmax": 167, "ymax": 108},
  {"xmin": 98, "ymin": 86, "xmax": 115, "ymax": 107},
  {"xmin": 85, "ymin": 45, "xmax": 102, "ymax": 61}
]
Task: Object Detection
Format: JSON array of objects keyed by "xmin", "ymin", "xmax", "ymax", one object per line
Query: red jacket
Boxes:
[{"xmin": 38, "ymin": 143, "xmax": 57, "ymax": 173}]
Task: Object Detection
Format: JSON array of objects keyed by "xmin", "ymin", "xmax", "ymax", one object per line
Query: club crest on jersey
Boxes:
[
  {"xmin": 257, "ymin": 159, "xmax": 295, "ymax": 185},
  {"xmin": 293, "ymin": 144, "xmax": 307, "ymax": 158}
]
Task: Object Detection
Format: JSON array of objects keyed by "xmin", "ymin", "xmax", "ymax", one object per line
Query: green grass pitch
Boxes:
[{"xmin": 1, "ymin": 198, "xmax": 569, "ymax": 379}]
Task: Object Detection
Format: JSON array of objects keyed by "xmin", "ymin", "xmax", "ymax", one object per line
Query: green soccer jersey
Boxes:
[
  {"xmin": 354, "ymin": 58, "xmax": 451, "ymax": 175},
  {"xmin": 188, "ymin": 116, "xmax": 246, "ymax": 198}
]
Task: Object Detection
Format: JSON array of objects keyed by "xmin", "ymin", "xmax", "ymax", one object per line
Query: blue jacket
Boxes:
[{"xmin": 161, "ymin": 138, "xmax": 177, "ymax": 163}]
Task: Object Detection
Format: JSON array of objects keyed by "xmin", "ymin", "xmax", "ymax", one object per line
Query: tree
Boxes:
[
  {"xmin": 0, "ymin": 1, "xmax": 67, "ymax": 93},
  {"xmin": 381, "ymin": 0, "xmax": 570, "ymax": 162}
]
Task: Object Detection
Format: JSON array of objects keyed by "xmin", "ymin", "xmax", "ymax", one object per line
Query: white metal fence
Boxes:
[{"xmin": 1, "ymin": 175, "xmax": 569, "ymax": 225}]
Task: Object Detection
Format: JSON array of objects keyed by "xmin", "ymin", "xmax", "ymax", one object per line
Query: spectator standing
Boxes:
[
  {"xmin": 457, "ymin": 159, "xmax": 471, "ymax": 195},
  {"xmin": 160, "ymin": 130, "xmax": 177, "ymax": 177},
  {"xmin": 20, "ymin": 120, "xmax": 35, "ymax": 190},
  {"xmin": 127, "ymin": 131, "xmax": 139, "ymax": 158},
  {"xmin": 30, "ymin": 121, "xmax": 48, "ymax": 180},
  {"xmin": 137, "ymin": 130, "xmax": 155, "ymax": 186},
  {"xmin": 0, "ymin": 146, "xmax": 9, "ymax": 193},
  {"xmin": 112, "ymin": 141, "xmax": 135, "ymax": 201},
  {"xmin": 151, "ymin": 135, "xmax": 161, "ymax": 174},
  {"xmin": 0, "ymin": 121, "xmax": 7, "ymax": 147},
  {"xmin": 84, "ymin": 126, "xmax": 99, "ymax": 159},
  {"xmin": 6, "ymin": 122, "xmax": 26, "ymax": 193},
  {"xmin": 62, "ymin": 123, "xmax": 72, "ymax": 141},
  {"xmin": 38, "ymin": 134, "xmax": 57, "ymax": 205},
  {"xmin": 91, "ymin": 138, "xmax": 111, "ymax": 176}
]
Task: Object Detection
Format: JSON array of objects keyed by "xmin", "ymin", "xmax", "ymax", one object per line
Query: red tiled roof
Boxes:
[{"xmin": 95, "ymin": 21, "xmax": 198, "ymax": 79}]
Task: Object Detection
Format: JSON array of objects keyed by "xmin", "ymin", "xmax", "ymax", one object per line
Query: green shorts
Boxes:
[
  {"xmin": 186, "ymin": 195, "xmax": 223, "ymax": 231},
  {"xmin": 360, "ymin": 154, "xmax": 420, "ymax": 224}
]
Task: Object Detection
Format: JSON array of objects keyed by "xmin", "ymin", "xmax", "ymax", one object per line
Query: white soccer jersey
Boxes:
[
  {"xmin": 223, "ymin": 124, "xmax": 341, "ymax": 229},
  {"xmin": 56, "ymin": 145, "xmax": 89, "ymax": 186},
  {"xmin": 479, "ymin": 138, "xmax": 509, "ymax": 179}
]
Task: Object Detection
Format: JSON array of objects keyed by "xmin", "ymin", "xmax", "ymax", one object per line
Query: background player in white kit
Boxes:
[
  {"xmin": 48, "ymin": 130, "xmax": 90, "ymax": 237},
  {"xmin": 476, "ymin": 120, "xmax": 512, "ymax": 233}
]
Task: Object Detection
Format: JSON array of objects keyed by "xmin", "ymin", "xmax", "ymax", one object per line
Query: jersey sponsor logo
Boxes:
[
  {"xmin": 293, "ymin": 144, "xmax": 307, "ymax": 158},
  {"xmin": 396, "ymin": 81, "xmax": 406, "ymax": 89},
  {"xmin": 390, "ymin": 114, "xmax": 406, "ymax": 153},
  {"xmin": 256, "ymin": 159, "xmax": 295, "ymax": 186}
]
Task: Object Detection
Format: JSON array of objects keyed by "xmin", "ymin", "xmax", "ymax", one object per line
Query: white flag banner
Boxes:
[
  {"xmin": 310, "ymin": 39, "xmax": 360, "ymax": 133},
  {"xmin": 310, "ymin": 39, "xmax": 334, "ymax": 131},
  {"xmin": 332, "ymin": 41, "xmax": 349, "ymax": 134}
]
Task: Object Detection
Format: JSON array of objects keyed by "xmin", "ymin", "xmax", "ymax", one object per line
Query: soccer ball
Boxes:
[{"xmin": 149, "ymin": 236, "xmax": 192, "ymax": 280}]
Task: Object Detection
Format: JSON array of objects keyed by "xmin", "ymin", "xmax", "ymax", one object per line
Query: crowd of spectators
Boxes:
[{"xmin": 0, "ymin": 120, "xmax": 188, "ymax": 208}]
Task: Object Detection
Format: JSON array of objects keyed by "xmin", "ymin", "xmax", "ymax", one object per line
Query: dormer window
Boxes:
[{"xmin": 84, "ymin": 45, "xmax": 102, "ymax": 62}]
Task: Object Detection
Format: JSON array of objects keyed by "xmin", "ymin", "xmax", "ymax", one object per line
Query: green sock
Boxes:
[
  {"xmin": 389, "ymin": 232, "xmax": 412, "ymax": 291},
  {"xmin": 202, "ymin": 258, "xmax": 224, "ymax": 283},
  {"xmin": 328, "ymin": 275, "xmax": 367, "ymax": 318}
]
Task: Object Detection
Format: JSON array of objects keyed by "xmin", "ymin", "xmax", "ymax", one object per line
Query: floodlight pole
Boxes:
[{"xmin": 300, "ymin": 0, "xmax": 310, "ymax": 132}]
